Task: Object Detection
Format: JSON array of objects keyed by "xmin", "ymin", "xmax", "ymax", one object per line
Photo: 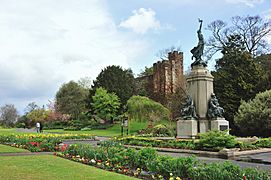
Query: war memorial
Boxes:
[{"xmin": 177, "ymin": 19, "xmax": 229, "ymax": 138}]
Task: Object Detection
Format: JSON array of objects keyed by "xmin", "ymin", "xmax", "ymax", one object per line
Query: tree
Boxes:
[
  {"xmin": 92, "ymin": 65, "xmax": 135, "ymax": 105},
  {"xmin": 255, "ymin": 54, "xmax": 271, "ymax": 90},
  {"xmin": 91, "ymin": 87, "xmax": 120, "ymax": 123},
  {"xmin": 26, "ymin": 108, "xmax": 49, "ymax": 125},
  {"xmin": 212, "ymin": 51, "xmax": 265, "ymax": 133},
  {"xmin": 24, "ymin": 102, "xmax": 39, "ymax": 114},
  {"xmin": 127, "ymin": 96, "xmax": 170, "ymax": 125},
  {"xmin": 0, "ymin": 104, "xmax": 19, "ymax": 127},
  {"xmin": 56, "ymin": 81, "xmax": 88, "ymax": 119},
  {"xmin": 206, "ymin": 15, "xmax": 271, "ymax": 58},
  {"xmin": 235, "ymin": 89, "xmax": 271, "ymax": 137},
  {"xmin": 156, "ymin": 45, "xmax": 181, "ymax": 60},
  {"xmin": 137, "ymin": 66, "xmax": 153, "ymax": 77},
  {"xmin": 77, "ymin": 77, "xmax": 92, "ymax": 89}
]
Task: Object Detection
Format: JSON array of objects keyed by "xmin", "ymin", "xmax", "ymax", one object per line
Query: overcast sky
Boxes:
[{"xmin": 0, "ymin": 0, "xmax": 270, "ymax": 114}]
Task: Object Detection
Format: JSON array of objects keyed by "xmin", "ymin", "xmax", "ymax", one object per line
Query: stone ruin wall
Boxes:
[{"xmin": 138, "ymin": 51, "xmax": 184, "ymax": 105}]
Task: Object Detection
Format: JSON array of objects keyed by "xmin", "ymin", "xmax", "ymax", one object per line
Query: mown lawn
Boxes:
[
  {"xmin": 0, "ymin": 144, "xmax": 29, "ymax": 153},
  {"xmin": 0, "ymin": 127, "xmax": 20, "ymax": 135},
  {"xmin": 45, "ymin": 121, "xmax": 148, "ymax": 137},
  {"xmin": 0, "ymin": 155, "xmax": 137, "ymax": 180}
]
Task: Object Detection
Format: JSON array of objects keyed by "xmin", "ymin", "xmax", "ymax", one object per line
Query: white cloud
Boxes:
[
  {"xmin": 0, "ymin": 0, "xmax": 148, "ymax": 113},
  {"xmin": 225, "ymin": 0, "xmax": 264, "ymax": 7},
  {"xmin": 119, "ymin": 8, "xmax": 161, "ymax": 34}
]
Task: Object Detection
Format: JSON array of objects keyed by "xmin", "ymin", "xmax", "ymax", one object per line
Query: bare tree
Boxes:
[
  {"xmin": 24, "ymin": 102, "xmax": 39, "ymax": 114},
  {"xmin": 206, "ymin": 15, "xmax": 271, "ymax": 58},
  {"xmin": 156, "ymin": 45, "xmax": 182, "ymax": 60},
  {"xmin": 0, "ymin": 104, "xmax": 19, "ymax": 127}
]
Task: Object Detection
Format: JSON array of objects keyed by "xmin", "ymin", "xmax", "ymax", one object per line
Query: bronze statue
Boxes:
[
  {"xmin": 190, "ymin": 19, "xmax": 207, "ymax": 67},
  {"xmin": 180, "ymin": 95, "xmax": 198, "ymax": 119},
  {"xmin": 207, "ymin": 93, "xmax": 224, "ymax": 119}
]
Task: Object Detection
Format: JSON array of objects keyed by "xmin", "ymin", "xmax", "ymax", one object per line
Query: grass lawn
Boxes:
[
  {"xmin": 0, "ymin": 144, "xmax": 29, "ymax": 153},
  {"xmin": 0, "ymin": 155, "xmax": 137, "ymax": 180},
  {"xmin": 45, "ymin": 121, "xmax": 148, "ymax": 137},
  {"xmin": 0, "ymin": 127, "xmax": 20, "ymax": 135}
]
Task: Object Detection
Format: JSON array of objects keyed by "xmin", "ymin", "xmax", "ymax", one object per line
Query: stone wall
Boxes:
[{"xmin": 137, "ymin": 51, "xmax": 184, "ymax": 106}]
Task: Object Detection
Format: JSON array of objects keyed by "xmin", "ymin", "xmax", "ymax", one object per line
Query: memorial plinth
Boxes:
[
  {"xmin": 210, "ymin": 118, "xmax": 229, "ymax": 133},
  {"xmin": 186, "ymin": 65, "xmax": 214, "ymax": 119},
  {"xmin": 176, "ymin": 119, "xmax": 197, "ymax": 139}
]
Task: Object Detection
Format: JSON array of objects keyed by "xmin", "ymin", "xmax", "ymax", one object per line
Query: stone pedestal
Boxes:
[
  {"xmin": 177, "ymin": 119, "xmax": 197, "ymax": 139},
  {"xmin": 199, "ymin": 120, "xmax": 210, "ymax": 134},
  {"xmin": 210, "ymin": 118, "xmax": 229, "ymax": 133},
  {"xmin": 186, "ymin": 65, "xmax": 214, "ymax": 119}
]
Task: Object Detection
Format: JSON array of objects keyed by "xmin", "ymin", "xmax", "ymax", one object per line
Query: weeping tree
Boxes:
[{"xmin": 127, "ymin": 96, "xmax": 170, "ymax": 126}]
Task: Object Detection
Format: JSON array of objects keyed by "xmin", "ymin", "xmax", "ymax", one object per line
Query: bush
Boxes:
[
  {"xmin": 15, "ymin": 122, "xmax": 26, "ymax": 128},
  {"xmin": 43, "ymin": 121, "xmax": 68, "ymax": 130},
  {"xmin": 254, "ymin": 138, "xmax": 271, "ymax": 148},
  {"xmin": 127, "ymin": 96, "xmax": 170, "ymax": 123},
  {"xmin": 196, "ymin": 131, "xmax": 237, "ymax": 151},
  {"xmin": 63, "ymin": 126, "xmax": 81, "ymax": 131},
  {"xmin": 235, "ymin": 89, "xmax": 271, "ymax": 137},
  {"xmin": 138, "ymin": 124, "xmax": 174, "ymax": 137}
]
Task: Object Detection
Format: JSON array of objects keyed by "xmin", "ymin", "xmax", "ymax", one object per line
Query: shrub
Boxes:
[
  {"xmin": 237, "ymin": 142, "xmax": 258, "ymax": 151},
  {"xmin": 43, "ymin": 121, "xmax": 67, "ymax": 130},
  {"xmin": 254, "ymin": 138, "xmax": 271, "ymax": 148},
  {"xmin": 138, "ymin": 124, "xmax": 174, "ymax": 137},
  {"xmin": 235, "ymin": 89, "xmax": 271, "ymax": 137},
  {"xmin": 127, "ymin": 96, "xmax": 170, "ymax": 123},
  {"xmin": 196, "ymin": 131, "xmax": 237, "ymax": 151}
]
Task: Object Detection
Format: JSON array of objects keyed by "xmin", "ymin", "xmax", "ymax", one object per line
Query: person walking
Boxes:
[{"xmin": 36, "ymin": 122, "xmax": 40, "ymax": 133}]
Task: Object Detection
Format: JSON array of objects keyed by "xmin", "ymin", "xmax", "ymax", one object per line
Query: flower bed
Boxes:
[
  {"xmin": 55, "ymin": 143, "xmax": 271, "ymax": 180},
  {"xmin": 116, "ymin": 131, "xmax": 271, "ymax": 152},
  {"xmin": 0, "ymin": 133, "xmax": 95, "ymax": 152},
  {"xmin": 117, "ymin": 136, "xmax": 196, "ymax": 150}
]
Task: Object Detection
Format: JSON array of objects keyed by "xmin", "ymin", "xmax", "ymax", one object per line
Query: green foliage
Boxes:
[
  {"xmin": 196, "ymin": 131, "xmax": 237, "ymax": 151},
  {"xmin": 234, "ymin": 90, "xmax": 271, "ymax": 137},
  {"xmin": 26, "ymin": 108, "xmax": 49, "ymax": 124},
  {"xmin": 61, "ymin": 143, "xmax": 271, "ymax": 180},
  {"xmin": 255, "ymin": 54, "xmax": 271, "ymax": 90},
  {"xmin": 212, "ymin": 51, "xmax": 266, "ymax": 132},
  {"xmin": 254, "ymin": 138, "xmax": 271, "ymax": 148},
  {"xmin": 43, "ymin": 121, "xmax": 68, "ymax": 130},
  {"xmin": 138, "ymin": 124, "xmax": 174, "ymax": 137},
  {"xmin": 56, "ymin": 81, "xmax": 88, "ymax": 119},
  {"xmin": 117, "ymin": 137, "xmax": 196, "ymax": 150},
  {"xmin": 91, "ymin": 87, "xmax": 120, "ymax": 123},
  {"xmin": 137, "ymin": 66, "xmax": 153, "ymax": 77},
  {"xmin": 237, "ymin": 142, "xmax": 258, "ymax": 151},
  {"xmin": 92, "ymin": 65, "xmax": 135, "ymax": 105},
  {"xmin": 127, "ymin": 96, "xmax": 170, "ymax": 123}
]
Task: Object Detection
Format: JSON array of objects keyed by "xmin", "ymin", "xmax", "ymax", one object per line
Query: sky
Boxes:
[{"xmin": 0, "ymin": 0, "xmax": 270, "ymax": 114}]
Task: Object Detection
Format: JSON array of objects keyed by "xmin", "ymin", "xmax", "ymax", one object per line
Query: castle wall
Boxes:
[{"xmin": 146, "ymin": 51, "xmax": 184, "ymax": 105}]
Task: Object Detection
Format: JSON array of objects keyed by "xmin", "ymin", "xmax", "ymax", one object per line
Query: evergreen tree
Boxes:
[
  {"xmin": 91, "ymin": 65, "xmax": 135, "ymax": 105},
  {"xmin": 55, "ymin": 81, "xmax": 88, "ymax": 119},
  {"xmin": 212, "ymin": 51, "xmax": 265, "ymax": 133},
  {"xmin": 235, "ymin": 90, "xmax": 271, "ymax": 137}
]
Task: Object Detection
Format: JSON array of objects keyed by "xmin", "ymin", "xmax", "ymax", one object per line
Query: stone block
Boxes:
[
  {"xmin": 177, "ymin": 119, "xmax": 198, "ymax": 139},
  {"xmin": 210, "ymin": 118, "xmax": 229, "ymax": 133}
]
